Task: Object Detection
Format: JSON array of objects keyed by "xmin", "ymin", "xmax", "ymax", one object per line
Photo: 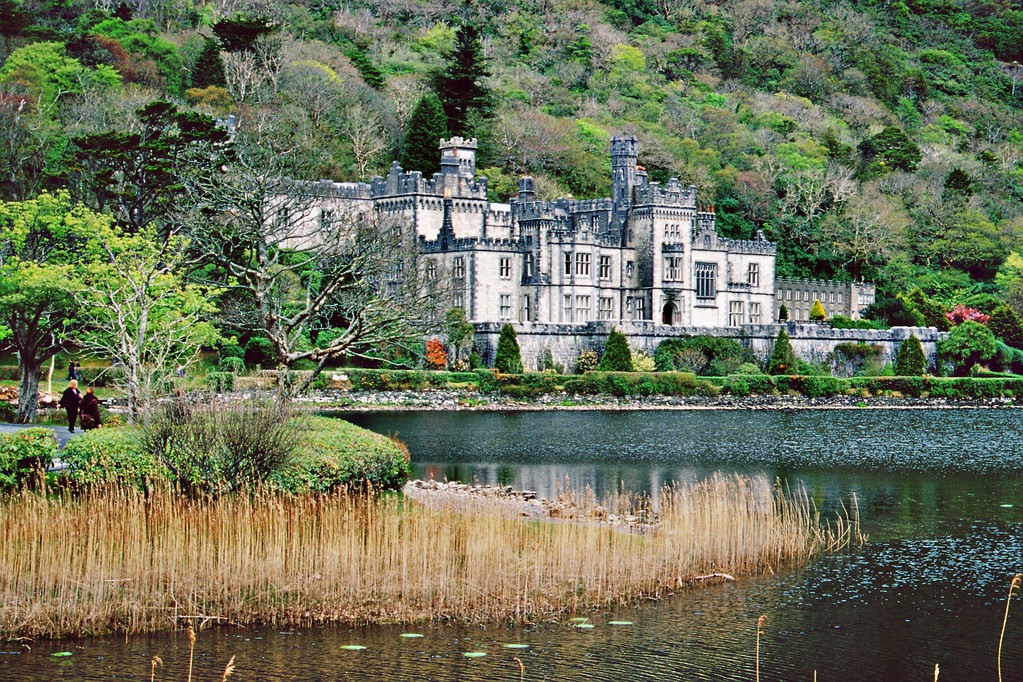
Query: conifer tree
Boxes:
[
  {"xmin": 433, "ymin": 22, "xmax": 493, "ymax": 136},
  {"xmin": 400, "ymin": 92, "xmax": 448, "ymax": 176},
  {"xmin": 810, "ymin": 299, "xmax": 826, "ymax": 321},
  {"xmin": 192, "ymin": 39, "xmax": 227, "ymax": 89},
  {"xmin": 768, "ymin": 329, "xmax": 798, "ymax": 375},
  {"xmin": 494, "ymin": 323, "xmax": 522, "ymax": 374},
  {"xmin": 597, "ymin": 328, "xmax": 632, "ymax": 371},
  {"xmin": 988, "ymin": 305, "xmax": 1023, "ymax": 349},
  {"xmin": 778, "ymin": 304, "xmax": 788, "ymax": 322},
  {"xmin": 894, "ymin": 334, "xmax": 926, "ymax": 375}
]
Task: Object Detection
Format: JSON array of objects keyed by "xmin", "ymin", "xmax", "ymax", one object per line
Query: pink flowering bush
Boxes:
[{"xmin": 946, "ymin": 305, "xmax": 990, "ymax": 326}]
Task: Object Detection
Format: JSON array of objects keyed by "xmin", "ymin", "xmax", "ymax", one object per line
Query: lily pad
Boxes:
[
  {"xmin": 463, "ymin": 651, "xmax": 487, "ymax": 658},
  {"xmin": 340, "ymin": 645, "xmax": 367, "ymax": 651},
  {"xmin": 608, "ymin": 621, "xmax": 634, "ymax": 626},
  {"xmin": 51, "ymin": 652, "xmax": 73, "ymax": 657},
  {"xmin": 503, "ymin": 643, "xmax": 530, "ymax": 649},
  {"xmin": 400, "ymin": 633, "xmax": 424, "ymax": 638},
  {"xmin": 574, "ymin": 623, "xmax": 595, "ymax": 629}
]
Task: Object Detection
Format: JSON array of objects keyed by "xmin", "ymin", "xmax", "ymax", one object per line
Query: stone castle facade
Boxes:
[{"xmin": 308, "ymin": 135, "xmax": 874, "ymax": 329}]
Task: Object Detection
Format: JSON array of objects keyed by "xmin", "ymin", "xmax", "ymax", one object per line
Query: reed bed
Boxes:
[{"xmin": 0, "ymin": 474, "xmax": 859, "ymax": 639}]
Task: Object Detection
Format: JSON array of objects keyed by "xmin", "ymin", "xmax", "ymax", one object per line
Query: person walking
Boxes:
[
  {"xmin": 79, "ymin": 387, "xmax": 102, "ymax": 431},
  {"xmin": 59, "ymin": 380, "xmax": 82, "ymax": 433},
  {"xmin": 66, "ymin": 360, "xmax": 75, "ymax": 382}
]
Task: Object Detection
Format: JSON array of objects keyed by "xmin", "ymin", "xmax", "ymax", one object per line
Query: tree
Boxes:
[
  {"xmin": 904, "ymin": 289, "xmax": 949, "ymax": 331},
  {"xmin": 338, "ymin": 101, "xmax": 386, "ymax": 179},
  {"xmin": 768, "ymin": 329, "xmax": 798, "ymax": 375},
  {"xmin": 192, "ymin": 39, "xmax": 227, "ymax": 89},
  {"xmin": 598, "ymin": 328, "xmax": 632, "ymax": 371},
  {"xmin": 400, "ymin": 92, "xmax": 447, "ymax": 177},
  {"xmin": 425, "ymin": 338, "xmax": 447, "ymax": 369},
  {"xmin": 810, "ymin": 299, "xmax": 826, "ymax": 321},
  {"xmin": 938, "ymin": 320, "xmax": 996, "ymax": 375},
  {"xmin": 191, "ymin": 144, "xmax": 442, "ymax": 396},
  {"xmin": 494, "ymin": 323, "xmax": 522, "ymax": 374},
  {"xmin": 67, "ymin": 101, "xmax": 232, "ymax": 238},
  {"xmin": 73, "ymin": 226, "xmax": 220, "ymax": 420},
  {"xmin": 989, "ymin": 305, "xmax": 1023, "ymax": 349},
  {"xmin": 778, "ymin": 304, "xmax": 789, "ymax": 322},
  {"xmin": 894, "ymin": 334, "xmax": 927, "ymax": 375},
  {"xmin": 0, "ymin": 192, "xmax": 106, "ymax": 423},
  {"xmin": 433, "ymin": 22, "xmax": 493, "ymax": 137},
  {"xmin": 445, "ymin": 307, "xmax": 474, "ymax": 366},
  {"xmin": 0, "ymin": 42, "xmax": 120, "ymax": 113},
  {"xmin": 857, "ymin": 126, "xmax": 921, "ymax": 176},
  {"xmin": 818, "ymin": 183, "xmax": 909, "ymax": 281}
]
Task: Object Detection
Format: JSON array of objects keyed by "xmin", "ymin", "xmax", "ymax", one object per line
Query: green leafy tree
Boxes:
[
  {"xmin": 494, "ymin": 323, "xmax": 522, "ymax": 374},
  {"xmin": 212, "ymin": 15, "xmax": 276, "ymax": 53},
  {"xmin": 445, "ymin": 307, "xmax": 474, "ymax": 366},
  {"xmin": 400, "ymin": 92, "xmax": 448, "ymax": 177},
  {"xmin": 938, "ymin": 319, "xmax": 996, "ymax": 375},
  {"xmin": 857, "ymin": 126, "xmax": 921, "ymax": 176},
  {"xmin": 894, "ymin": 334, "xmax": 927, "ymax": 375},
  {"xmin": 598, "ymin": 328, "xmax": 632, "ymax": 371},
  {"xmin": 192, "ymin": 39, "xmax": 227, "ymax": 89},
  {"xmin": 768, "ymin": 329, "xmax": 798, "ymax": 375},
  {"xmin": 433, "ymin": 22, "xmax": 493, "ymax": 137},
  {"xmin": 0, "ymin": 42, "xmax": 121, "ymax": 112},
  {"xmin": 68, "ymin": 101, "xmax": 232, "ymax": 237},
  {"xmin": 903, "ymin": 289, "xmax": 949, "ymax": 331},
  {"xmin": 988, "ymin": 305, "xmax": 1023, "ymax": 349},
  {"xmin": 810, "ymin": 299, "xmax": 826, "ymax": 321},
  {"xmin": 0, "ymin": 192, "xmax": 106, "ymax": 423}
]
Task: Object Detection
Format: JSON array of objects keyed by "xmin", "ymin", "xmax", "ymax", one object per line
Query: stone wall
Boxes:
[{"xmin": 472, "ymin": 321, "xmax": 944, "ymax": 372}]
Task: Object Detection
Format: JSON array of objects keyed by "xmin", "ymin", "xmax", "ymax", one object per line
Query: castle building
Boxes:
[{"xmin": 308, "ymin": 135, "xmax": 814, "ymax": 328}]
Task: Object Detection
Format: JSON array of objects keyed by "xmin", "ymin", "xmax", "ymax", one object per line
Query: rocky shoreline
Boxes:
[{"xmin": 300, "ymin": 389, "xmax": 1020, "ymax": 412}]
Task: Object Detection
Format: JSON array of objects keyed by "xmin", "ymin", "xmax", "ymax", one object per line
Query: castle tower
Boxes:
[
  {"xmin": 518, "ymin": 176, "xmax": 535, "ymax": 201},
  {"xmin": 439, "ymin": 137, "xmax": 477, "ymax": 178},
  {"xmin": 611, "ymin": 135, "xmax": 638, "ymax": 229}
]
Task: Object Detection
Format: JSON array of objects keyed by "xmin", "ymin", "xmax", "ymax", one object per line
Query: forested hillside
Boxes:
[{"xmin": 4, "ymin": 0, "xmax": 1023, "ymax": 321}]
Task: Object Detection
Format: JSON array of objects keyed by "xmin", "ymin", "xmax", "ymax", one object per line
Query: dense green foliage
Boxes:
[
  {"xmin": 939, "ymin": 320, "xmax": 996, "ymax": 374},
  {"xmin": 60, "ymin": 417, "xmax": 410, "ymax": 491},
  {"xmin": 0, "ymin": 427, "xmax": 56, "ymax": 490},
  {"xmin": 494, "ymin": 323, "xmax": 523, "ymax": 374},
  {"xmin": 989, "ymin": 305, "xmax": 1023, "ymax": 348},
  {"xmin": 400, "ymin": 93, "xmax": 448, "ymax": 177},
  {"xmin": 768, "ymin": 329, "xmax": 798, "ymax": 375},
  {"xmin": 597, "ymin": 329, "xmax": 632, "ymax": 371},
  {"xmin": 895, "ymin": 334, "xmax": 928, "ymax": 375},
  {"xmin": 654, "ymin": 335, "xmax": 749, "ymax": 375}
]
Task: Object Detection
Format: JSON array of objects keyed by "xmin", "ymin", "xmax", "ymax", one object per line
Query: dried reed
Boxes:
[
  {"xmin": 998, "ymin": 573, "xmax": 1022, "ymax": 682},
  {"xmin": 756, "ymin": 615, "xmax": 767, "ymax": 682},
  {"xmin": 0, "ymin": 474, "xmax": 858, "ymax": 639}
]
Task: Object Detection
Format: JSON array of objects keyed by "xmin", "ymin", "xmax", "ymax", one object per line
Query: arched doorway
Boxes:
[{"xmin": 662, "ymin": 302, "xmax": 676, "ymax": 325}]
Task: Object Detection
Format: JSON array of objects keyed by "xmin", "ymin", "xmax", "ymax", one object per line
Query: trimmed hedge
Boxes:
[
  {"xmin": 0, "ymin": 427, "xmax": 58, "ymax": 490},
  {"xmin": 59, "ymin": 417, "xmax": 411, "ymax": 492}
]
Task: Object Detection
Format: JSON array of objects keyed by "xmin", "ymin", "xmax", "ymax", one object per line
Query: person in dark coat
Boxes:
[
  {"xmin": 79, "ymin": 387, "xmax": 102, "ymax": 431},
  {"xmin": 59, "ymin": 380, "xmax": 82, "ymax": 432},
  {"xmin": 67, "ymin": 360, "xmax": 75, "ymax": 381}
]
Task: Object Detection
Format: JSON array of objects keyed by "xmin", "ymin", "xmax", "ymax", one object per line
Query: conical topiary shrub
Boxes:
[
  {"xmin": 597, "ymin": 328, "xmax": 633, "ymax": 372},
  {"xmin": 768, "ymin": 329, "xmax": 798, "ymax": 375},
  {"xmin": 494, "ymin": 323, "xmax": 523, "ymax": 374},
  {"xmin": 810, "ymin": 299, "xmax": 826, "ymax": 322},
  {"xmin": 894, "ymin": 334, "xmax": 926, "ymax": 375}
]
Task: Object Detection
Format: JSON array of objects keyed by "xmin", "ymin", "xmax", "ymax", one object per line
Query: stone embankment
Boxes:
[
  {"xmin": 402, "ymin": 479, "xmax": 656, "ymax": 532},
  {"xmin": 303, "ymin": 389, "xmax": 1019, "ymax": 411}
]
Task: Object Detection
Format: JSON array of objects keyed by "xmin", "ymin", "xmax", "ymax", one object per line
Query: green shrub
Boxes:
[
  {"xmin": 218, "ymin": 356, "xmax": 246, "ymax": 374},
  {"xmin": 0, "ymin": 401, "xmax": 15, "ymax": 423},
  {"xmin": 244, "ymin": 337, "xmax": 275, "ymax": 368},
  {"xmin": 0, "ymin": 428, "xmax": 57, "ymax": 490},
  {"xmin": 989, "ymin": 305, "xmax": 1023, "ymax": 349},
  {"xmin": 726, "ymin": 375, "xmax": 750, "ymax": 396},
  {"xmin": 494, "ymin": 324, "xmax": 523, "ymax": 374},
  {"xmin": 894, "ymin": 334, "xmax": 927, "ymax": 376},
  {"xmin": 207, "ymin": 371, "xmax": 235, "ymax": 392},
  {"xmin": 575, "ymin": 349, "xmax": 601, "ymax": 373},
  {"xmin": 62, "ymin": 416, "xmax": 411, "ymax": 492},
  {"xmin": 939, "ymin": 320, "xmax": 996, "ymax": 375},
  {"xmin": 830, "ymin": 316, "xmax": 884, "ymax": 330},
  {"xmin": 655, "ymin": 336, "xmax": 749, "ymax": 374},
  {"xmin": 219, "ymin": 343, "xmax": 245, "ymax": 360},
  {"xmin": 768, "ymin": 329, "xmax": 798, "ymax": 375},
  {"xmin": 810, "ymin": 299, "xmax": 826, "ymax": 321},
  {"xmin": 598, "ymin": 329, "xmax": 633, "ymax": 371},
  {"xmin": 831, "ymin": 342, "xmax": 885, "ymax": 377}
]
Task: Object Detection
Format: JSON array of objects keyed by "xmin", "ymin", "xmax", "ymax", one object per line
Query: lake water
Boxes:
[{"xmin": 4, "ymin": 407, "xmax": 1023, "ymax": 680}]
